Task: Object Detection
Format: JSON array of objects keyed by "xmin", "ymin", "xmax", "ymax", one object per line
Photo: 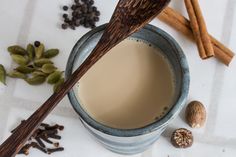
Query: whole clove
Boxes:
[
  {"xmin": 41, "ymin": 136, "xmax": 54, "ymax": 144},
  {"xmin": 47, "ymin": 147, "xmax": 64, "ymax": 154},
  {"xmin": 61, "ymin": 0, "xmax": 101, "ymax": 30},
  {"xmin": 48, "ymin": 134, "xmax": 61, "ymax": 140},
  {"xmin": 18, "ymin": 144, "xmax": 31, "ymax": 155},
  {"xmin": 11, "ymin": 121, "xmax": 64, "ymax": 155},
  {"xmin": 40, "ymin": 122, "xmax": 50, "ymax": 128},
  {"xmin": 41, "ymin": 129, "xmax": 58, "ymax": 136},
  {"xmin": 45, "ymin": 124, "xmax": 64, "ymax": 131},
  {"xmin": 31, "ymin": 142, "xmax": 47, "ymax": 154},
  {"xmin": 35, "ymin": 137, "xmax": 46, "ymax": 148},
  {"xmin": 53, "ymin": 142, "xmax": 60, "ymax": 147}
]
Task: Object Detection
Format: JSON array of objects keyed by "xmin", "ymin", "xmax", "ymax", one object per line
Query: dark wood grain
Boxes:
[{"xmin": 0, "ymin": 0, "xmax": 170, "ymax": 156}]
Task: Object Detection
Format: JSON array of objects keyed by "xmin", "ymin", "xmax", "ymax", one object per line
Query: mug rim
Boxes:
[{"xmin": 66, "ymin": 24, "xmax": 190, "ymax": 137}]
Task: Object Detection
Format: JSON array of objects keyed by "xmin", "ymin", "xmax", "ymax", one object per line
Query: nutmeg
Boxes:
[
  {"xmin": 185, "ymin": 101, "xmax": 206, "ymax": 128},
  {"xmin": 171, "ymin": 128, "xmax": 193, "ymax": 148}
]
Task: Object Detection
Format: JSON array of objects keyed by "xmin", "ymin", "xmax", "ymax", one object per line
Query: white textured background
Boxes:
[{"xmin": 0, "ymin": 0, "xmax": 236, "ymax": 156}]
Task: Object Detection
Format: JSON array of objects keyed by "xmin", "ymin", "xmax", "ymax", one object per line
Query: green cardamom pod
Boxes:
[
  {"xmin": 25, "ymin": 75, "xmax": 46, "ymax": 85},
  {"xmin": 44, "ymin": 49, "xmax": 59, "ymax": 58},
  {"xmin": 8, "ymin": 45, "xmax": 27, "ymax": 55},
  {"xmin": 0, "ymin": 64, "xmax": 6, "ymax": 85},
  {"xmin": 53, "ymin": 78, "xmax": 65, "ymax": 93},
  {"xmin": 27, "ymin": 44, "xmax": 35, "ymax": 61},
  {"xmin": 11, "ymin": 54, "xmax": 29, "ymax": 65},
  {"xmin": 35, "ymin": 43, "xmax": 44, "ymax": 59},
  {"xmin": 47, "ymin": 71, "xmax": 63, "ymax": 84},
  {"xmin": 32, "ymin": 70, "xmax": 48, "ymax": 77},
  {"xmin": 41, "ymin": 64, "xmax": 57, "ymax": 74},
  {"xmin": 34, "ymin": 58, "xmax": 53, "ymax": 67},
  {"xmin": 7, "ymin": 71, "xmax": 27, "ymax": 79},
  {"xmin": 27, "ymin": 64, "xmax": 35, "ymax": 68},
  {"xmin": 15, "ymin": 65, "xmax": 35, "ymax": 74}
]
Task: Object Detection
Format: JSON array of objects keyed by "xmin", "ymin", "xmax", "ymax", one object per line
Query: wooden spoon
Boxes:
[{"xmin": 0, "ymin": 0, "xmax": 170, "ymax": 156}]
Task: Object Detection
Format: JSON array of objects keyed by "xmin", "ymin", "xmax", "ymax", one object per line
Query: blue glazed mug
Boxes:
[{"xmin": 65, "ymin": 24, "xmax": 190, "ymax": 155}]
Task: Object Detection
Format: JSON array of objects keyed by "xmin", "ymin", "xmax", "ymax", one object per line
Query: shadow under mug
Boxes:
[{"xmin": 65, "ymin": 24, "xmax": 190, "ymax": 155}]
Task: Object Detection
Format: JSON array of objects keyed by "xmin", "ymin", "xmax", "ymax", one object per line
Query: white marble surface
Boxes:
[{"xmin": 0, "ymin": 0, "xmax": 236, "ymax": 156}]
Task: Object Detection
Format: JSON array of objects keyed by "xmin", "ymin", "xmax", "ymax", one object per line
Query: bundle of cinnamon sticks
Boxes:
[{"xmin": 157, "ymin": 0, "xmax": 234, "ymax": 66}]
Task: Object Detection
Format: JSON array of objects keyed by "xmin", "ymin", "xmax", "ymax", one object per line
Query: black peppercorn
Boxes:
[
  {"xmin": 73, "ymin": 11, "xmax": 78, "ymax": 17},
  {"xmin": 92, "ymin": 6, "xmax": 97, "ymax": 11},
  {"xmin": 75, "ymin": 9, "xmax": 82, "ymax": 15},
  {"xmin": 91, "ymin": 24, "xmax": 96, "ymax": 29},
  {"xmin": 79, "ymin": 18, "xmax": 85, "ymax": 24},
  {"xmin": 61, "ymin": 23, "xmax": 68, "ymax": 29},
  {"xmin": 87, "ymin": 12, "xmax": 93, "ymax": 18},
  {"xmin": 95, "ymin": 10, "xmax": 100, "ymax": 16},
  {"xmin": 76, "ymin": 5, "xmax": 82, "ymax": 10},
  {"xmin": 64, "ymin": 18, "xmax": 70, "ymax": 23},
  {"xmin": 69, "ymin": 20, "xmax": 74, "ymax": 26},
  {"xmin": 93, "ymin": 16, "xmax": 99, "ymax": 22},
  {"xmin": 34, "ymin": 41, "xmax": 41, "ymax": 47},
  {"xmin": 87, "ymin": 7, "xmax": 93, "ymax": 13},
  {"xmin": 77, "ymin": 14, "xmax": 83, "ymax": 19},
  {"xmin": 62, "ymin": 6, "xmax": 68, "ymax": 11},
  {"xmin": 62, "ymin": 13, "xmax": 68, "ymax": 18},
  {"xmin": 88, "ymin": 19, "xmax": 94, "ymax": 24},
  {"xmin": 84, "ymin": 22, "xmax": 90, "ymax": 28},
  {"xmin": 70, "ymin": 25, "xmax": 76, "ymax": 30},
  {"xmin": 71, "ymin": 5, "xmax": 77, "ymax": 10},
  {"xmin": 75, "ymin": 20, "xmax": 81, "ymax": 26},
  {"xmin": 89, "ymin": 0, "xmax": 94, "ymax": 5},
  {"xmin": 72, "ymin": 17, "xmax": 77, "ymax": 22},
  {"xmin": 81, "ymin": 4, "xmax": 88, "ymax": 13}
]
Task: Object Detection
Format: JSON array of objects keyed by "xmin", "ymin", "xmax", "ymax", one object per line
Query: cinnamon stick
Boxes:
[
  {"xmin": 158, "ymin": 7, "xmax": 234, "ymax": 66},
  {"xmin": 184, "ymin": 0, "xmax": 214, "ymax": 59}
]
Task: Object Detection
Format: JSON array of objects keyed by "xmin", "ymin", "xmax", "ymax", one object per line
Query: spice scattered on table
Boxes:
[
  {"xmin": 185, "ymin": 101, "xmax": 206, "ymax": 128},
  {"xmin": 1, "ymin": 42, "xmax": 65, "ymax": 92},
  {"xmin": 11, "ymin": 120, "xmax": 64, "ymax": 155},
  {"xmin": 0, "ymin": 64, "xmax": 6, "ymax": 85},
  {"xmin": 34, "ymin": 41, "xmax": 41, "ymax": 48},
  {"xmin": 61, "ymin": 0, "xmax": 101, "ymax": 30},
  {"xmin": 157, "ymin": 7, "xmax": 234, "ymax": 66},
  {"xmin": 184, "ymin": 0, "xmax": 214, "ymax": 59},
  {"xmin": 171, "ymin": 128, "xmax": 193, "ymax": 148},
  {"xmin": 63, "ymin": 5, "xmax": 69, "ymax": 11}
]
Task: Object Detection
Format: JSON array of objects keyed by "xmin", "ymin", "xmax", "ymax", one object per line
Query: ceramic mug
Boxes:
[{"xmin": 65, "ymin": 24, "xmax": 190, "ymax": 155}]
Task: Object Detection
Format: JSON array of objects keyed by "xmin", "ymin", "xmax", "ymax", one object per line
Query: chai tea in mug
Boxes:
[{"xmin": 77, "ymin": 39, "xmax": 175, "ymax": 129}]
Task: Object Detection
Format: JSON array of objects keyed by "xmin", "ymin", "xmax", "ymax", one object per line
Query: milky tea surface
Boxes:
[{"xmin": 77, "ymin": 39, "xmax": 175, "ymax": 129}]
